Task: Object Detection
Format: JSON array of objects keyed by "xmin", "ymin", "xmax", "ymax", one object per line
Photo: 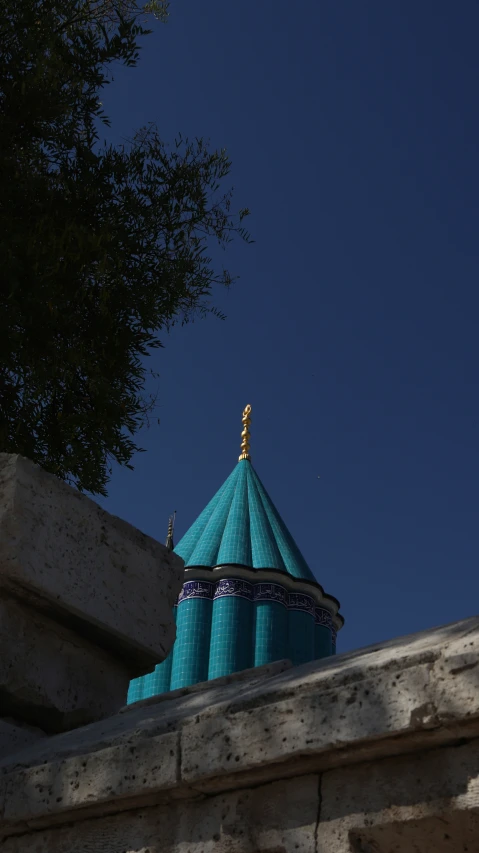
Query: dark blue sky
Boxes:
[{"xmin": 97, "ymin": 1, "xmax": 479, "ymax": 653}]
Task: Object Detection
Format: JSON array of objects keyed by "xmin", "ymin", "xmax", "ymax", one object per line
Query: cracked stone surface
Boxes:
[
  {"xmin": 0, "ymin": 615, "xmax": 478, "ymax": 851},
  {"xmin": 1, "ymin": 775, "xmax": 319, "ymax": 853},
  {"xmin": 318, "ymin": 737, "xmax": 479, "ymax": 852}
]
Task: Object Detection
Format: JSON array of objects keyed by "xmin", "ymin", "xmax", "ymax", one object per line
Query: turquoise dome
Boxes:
[
  {"xmin": 175, "ymin": 459, "xmax": 316, "ymax": 581},
  {"xmin": 127, "ymin": 408, "xmax": 343, "ymax": 705}
]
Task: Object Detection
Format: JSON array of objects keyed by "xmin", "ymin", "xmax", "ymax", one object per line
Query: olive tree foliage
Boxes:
[{"xmin": 0, "ymin": 0, "xmax": 250, "ymax": 494}]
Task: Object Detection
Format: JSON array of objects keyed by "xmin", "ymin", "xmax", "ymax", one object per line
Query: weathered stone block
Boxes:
[
  {"xmin": 1, "ymin": 615, "xmax": 479, "ymax": 850},
  {"xmin": 0, "ymin": 454, "xmax": 183, "ymax": 668},
  {"xmin": 180, "ymin": 614, "xmax": 479, "ymax": 790},
  {"xmin": 0, "ymin": 454, "xmax": 184, "ymax": 732},
  {"xmin": 2, "ymin": 731, "xmax": 180, "ymax": 823},
  {"xmin": 0, "ymin": 596, "xmax": 130, "ymax": 732},
  {"xmin": 318, "ymin": 738, "xmax": 479, "ymax": 852},
  {"xmin": 0, "ymin": 775, "xmax": 319, "ymax": 853}
]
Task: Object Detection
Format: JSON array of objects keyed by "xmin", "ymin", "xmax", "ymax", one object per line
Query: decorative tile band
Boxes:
[
  {"xmin": 254, "ymin": 583, "xmax": 288, "ymax": 607},
  {"xmin": 315, "ymin": 607, "xmax": 333, "ymax": 630},
  {"xmin": 214, "ymin": 578, "xmax": 254, "ymax": 601},
  {"xmin": 178, "ymin": 580, "xmax": 214, "ymax": 604},
  {"xmin": 288, "ymin": 592, "xmax": 315, "ymax": 616},
  {"xmin": 177, "ymin": 580, "xmax": 331, "ymax": 625}
]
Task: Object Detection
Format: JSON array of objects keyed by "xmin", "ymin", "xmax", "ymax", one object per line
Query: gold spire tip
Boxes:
[{"xmin": 238, "ymin": 404, "xmax": 252, "ymax": 462}]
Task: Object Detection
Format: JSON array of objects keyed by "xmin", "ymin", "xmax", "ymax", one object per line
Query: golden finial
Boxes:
[{"xmin": 238, "ymin": 404, "xmax": 252, "ymax": 461}]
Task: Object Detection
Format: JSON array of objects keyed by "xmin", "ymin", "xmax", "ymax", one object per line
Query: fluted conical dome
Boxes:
[
  {"xmin": 175, "ymin": 458, "xmax": 316, "ymax": 582},
  {"xmin": 127, "ymin": 405, "xmax": 343, "ymax": 705}
]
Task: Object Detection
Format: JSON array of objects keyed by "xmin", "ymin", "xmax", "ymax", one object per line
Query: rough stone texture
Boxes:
[
  {"xmin": 1, "ymin": 614, "xmax": 478, "ymax": 851},
  {"xmin": 0, "ymin": 719, "xmax": 45, "ymax": 762},
  {"xmin": 180, "ymin": 613, "xmax": 479, "ymax": 791},
  {"xmin": 1, "ymin": 775, "xmax": 319, "ymax": 853},
  {"xmin": 2, "ymin": 731, "xmax": 180, "ymax": 824},
  {"xmin": 0, "ymin": 454, "xmax": 183, "ymax": 731},
  {"xmin": 318, "ymin": 738, "xmax": 479, "ymax": 852},
  {"xmin": 0, "ymin": 596, "xmax": 131, "ymax": 733},
  {"xmin": 0, "ymin": 454, "xmax": 183, "ymax": 667},
  {"xmin": 350, "ymin": 814, "xmax": 479, "ymax": 853}
]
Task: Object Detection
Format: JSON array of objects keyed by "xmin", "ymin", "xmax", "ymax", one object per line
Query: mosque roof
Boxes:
[{"xmin": 174, "ymin": 406, "xmax": 317, "ymax": 583}]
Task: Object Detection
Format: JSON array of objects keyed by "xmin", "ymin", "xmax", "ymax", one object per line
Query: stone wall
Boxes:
[
  {"xmin": 0, "ymin": 454, "xmax": 184, "ymax": 738},
  {"xmin": 1, "ymin": 613, "xmax": 479, "ymax": 852}
]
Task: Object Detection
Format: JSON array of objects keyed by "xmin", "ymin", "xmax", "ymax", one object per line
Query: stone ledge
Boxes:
[
  {"xmin": 1, "ymin": 614, "xmax": 478, "ymax": 834},
  {"xmin": 1, "ymin": 775, "xmax": 319, "ymax": 852},
  {"xmin": 3, "ymin": 742, "xmax": 479, "ymax": 852},
  {"xmin": 0, "ymin": 454, "xmax": 183, "ymax": 669},
  {"xmin": 2, "ymin": 732, "xmax": 181, "ymax": 825}
]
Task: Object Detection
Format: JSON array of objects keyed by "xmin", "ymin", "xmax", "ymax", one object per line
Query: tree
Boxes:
[{"xmin": 0, "ymin": 0, "xmax": 251, "ymax": 495}]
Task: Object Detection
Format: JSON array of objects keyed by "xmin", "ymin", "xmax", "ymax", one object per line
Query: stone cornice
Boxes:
[{"xmin": 1, "ymin": 615, "xmax": 479, "ymax": 839}]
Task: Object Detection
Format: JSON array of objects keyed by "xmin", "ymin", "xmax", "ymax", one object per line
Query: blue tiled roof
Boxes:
[{"xmin": 174, "ymin": 459, "xmax": 316, "ymax": 582}]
